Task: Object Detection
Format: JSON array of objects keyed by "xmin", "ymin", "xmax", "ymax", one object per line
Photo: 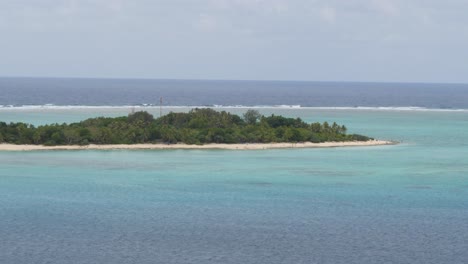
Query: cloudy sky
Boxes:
[{"xmin": 1, "ymin": 0, "xmax": 467, "ymax": 83}]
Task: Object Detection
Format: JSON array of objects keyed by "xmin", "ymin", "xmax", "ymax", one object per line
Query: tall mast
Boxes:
[{"xmin": 160, "ymin": 97, "xmax": 163, "ymax": 117}]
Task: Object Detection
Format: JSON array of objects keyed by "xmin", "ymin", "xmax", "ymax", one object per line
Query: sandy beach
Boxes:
[{"xmin": 0, "ymin": 140, "xmax": 395, "ymax": 151}]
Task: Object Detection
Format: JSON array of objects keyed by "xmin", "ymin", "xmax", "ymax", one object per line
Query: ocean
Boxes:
[
  {"xmin": 1, "ymin": 78, "xmax": 468, "ymax": 264},
  {"xmin": 1, "ymin": 77, "xmax": 468, "ymax": 109}
]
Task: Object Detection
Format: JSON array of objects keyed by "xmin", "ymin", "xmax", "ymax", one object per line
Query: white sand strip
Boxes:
[{"xmin": 0, "ymin": 140, "xmax": 395, "ymax": 151}]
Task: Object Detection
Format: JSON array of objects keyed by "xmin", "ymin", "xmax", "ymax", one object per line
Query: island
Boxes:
[{"xmin": 0, "ymin": 108, "xmax": 393, "ymax": 150}]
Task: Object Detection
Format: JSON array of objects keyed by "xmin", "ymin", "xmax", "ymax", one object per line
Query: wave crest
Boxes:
[{"xmin": 0, "ymin": 104, "xmax": 467, "ymax": 112}]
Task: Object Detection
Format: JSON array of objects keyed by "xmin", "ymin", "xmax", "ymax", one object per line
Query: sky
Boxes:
[{"xmin": 0, "ymin": 0, "xmax": 467, "ymax": 83}]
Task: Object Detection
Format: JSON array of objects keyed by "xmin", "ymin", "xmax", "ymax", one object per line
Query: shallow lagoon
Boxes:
[{"xmin": 1, "ymin": 108, "xmax": 467, "ymax": 264}]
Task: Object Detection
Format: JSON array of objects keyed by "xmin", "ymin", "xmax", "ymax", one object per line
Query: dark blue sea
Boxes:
[
  {"xmin": 1, "ymin": 77, "xmax": 468, "ymax": 108},
  {"xmin": 1, "ymin": 78, "xmax": 468, "ymax": 264}
]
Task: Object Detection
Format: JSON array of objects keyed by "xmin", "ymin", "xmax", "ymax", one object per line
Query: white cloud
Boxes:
[
  {"xmin": 210, "ymin": 0, "xmax": 289, "ymax": 14},
  {"xmin": 194, "ymin": 14, "xmax": 218, "ymax": 32},
  {"xmin": 107, "ymin": 0, "xmax": 124, "ymax": 12},
  {"xmin": 319, "ymin": 6, "xmax": 336, "ymax": 24},
  {"xmin": 371, "ymin": 0, "xmax": 399, "ymax": 16}
]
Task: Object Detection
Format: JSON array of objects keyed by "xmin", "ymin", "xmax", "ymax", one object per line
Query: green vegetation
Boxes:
[{"xmin": 0, "ymin": 109, "xmax": 372, "ymax": 145}]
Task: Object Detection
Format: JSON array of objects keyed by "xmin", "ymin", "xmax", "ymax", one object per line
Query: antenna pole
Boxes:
[{"xmin": 160, "ymin": 97, "xmax": 163, "ymax": 118}]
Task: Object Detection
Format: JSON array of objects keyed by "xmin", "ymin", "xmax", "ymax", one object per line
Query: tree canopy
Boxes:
[{"xmin": 0, "ymin": 108, "xmax": 372, "ymax": 146}]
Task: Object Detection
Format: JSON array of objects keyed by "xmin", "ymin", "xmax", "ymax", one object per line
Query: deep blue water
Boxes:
[
  {"xmin": 1, "ymin": 77, "xmax": 468, "ymax": 108},
  {"xmin": 1, "ymin": 79, "xmax": 468, "ymax": 264}
]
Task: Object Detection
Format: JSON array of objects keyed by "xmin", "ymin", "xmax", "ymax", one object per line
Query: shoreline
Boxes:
[{"xmin": 0, "ymin": 140, "xmax": 395, "ymax": 151}]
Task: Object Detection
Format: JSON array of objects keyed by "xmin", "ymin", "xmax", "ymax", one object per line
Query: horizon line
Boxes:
[{"xmin": 0, "ymin": 75, "xmax": 467, "ymax": 86}]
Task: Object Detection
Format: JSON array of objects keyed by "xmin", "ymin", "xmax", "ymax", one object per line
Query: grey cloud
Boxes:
[{"xmin": 0, "ymin": 0, "xmax": 467, "ymax": 82}]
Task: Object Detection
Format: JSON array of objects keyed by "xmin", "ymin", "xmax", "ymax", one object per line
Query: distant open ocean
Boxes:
[
  {"xmin": 1, "ymin": 77, "xmax": 468, "ymax": 109},
  {"xmin": 1, "ymin": 78, "xmax": 468, "ymax": 264}
]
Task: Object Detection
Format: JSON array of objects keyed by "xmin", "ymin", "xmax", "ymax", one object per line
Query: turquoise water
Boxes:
[{"xmin": 1, "ymin": 109, "xmax": 468, "ymax": 263}]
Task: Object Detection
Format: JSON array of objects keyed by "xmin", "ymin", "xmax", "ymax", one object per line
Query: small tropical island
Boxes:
[{"xmin": 0, "ymin": 108, "xmax": 392, "ymax": 150}]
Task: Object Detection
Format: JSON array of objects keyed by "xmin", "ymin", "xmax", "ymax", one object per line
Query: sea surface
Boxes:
[{"xmin": 1, "ymin": 78, "xmax": 468, "ymax": 264}]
